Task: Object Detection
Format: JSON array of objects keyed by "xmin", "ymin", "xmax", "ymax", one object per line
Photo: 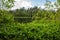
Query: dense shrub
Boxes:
[{"xmin": 0, "ymin": 20, "xmax": 60, "ymax": 40}]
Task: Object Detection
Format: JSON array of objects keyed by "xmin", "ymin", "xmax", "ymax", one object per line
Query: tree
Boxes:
[
  {"xmin": 0, "ymin": 0, "xmax": 14, "ymax": 24},
  {"xmin": 0, "ymin": 0, "xmax": 14, "ymax": 22},
  {"xmin": 57, "ymin": 0, "xmax": 60, "ymax": 5},
  {"xmin": 44, "ymin": 0, "xmax": 60, "ymax": 10},
  {"xmin": 0, "ymin": 0, "xmax": 14, "ymax": 10}
]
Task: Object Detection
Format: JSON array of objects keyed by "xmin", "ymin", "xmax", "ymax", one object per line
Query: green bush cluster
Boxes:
[{"xmin": 0, "ymin": 20, "xmax": 60, "ymax": 40}]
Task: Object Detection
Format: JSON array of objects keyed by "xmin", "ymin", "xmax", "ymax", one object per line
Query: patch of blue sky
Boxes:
[{"xmin": 30, "ymin": 0, "xmax": 56, "ymax": 6}]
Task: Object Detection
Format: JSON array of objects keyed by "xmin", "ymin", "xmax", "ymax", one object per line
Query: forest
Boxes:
[{"xmin": 0, "ymin": 0, "xmax": 60, "ymax": 40}]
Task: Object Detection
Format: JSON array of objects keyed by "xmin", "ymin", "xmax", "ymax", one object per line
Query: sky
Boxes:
[{"xmin": 11, "ymin": 0, "xmax": 56, "ymax": 10}]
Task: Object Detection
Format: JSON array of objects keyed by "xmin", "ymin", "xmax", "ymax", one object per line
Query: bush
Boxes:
[{"xmin": 0, "ymin": 20, "xmax": 60, "ymax": 40}]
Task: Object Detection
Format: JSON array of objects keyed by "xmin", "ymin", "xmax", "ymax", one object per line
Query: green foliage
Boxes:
[
  {"xmin": 0, "ymin": 10, "xmax": 14, "ymax": 28},
  {"xmin": 0, "ymin": 2, "xmax": 60, "ymax": 40},
  {"xmin": 0, "ymin": 0, "xmax": 60, "ymax": 40},
  {"xmin": 11, "ymin": 7, "xmax": 59, "ymax": 22},
  {"xmin": 0, "ymin": 10, "xmax": 14, "ymax": 21},
  {"xmin": 0, "ymin": 20, "xmax": 60, "ymax": 40},
  {"xmin": 0, "ymin": 0, "xmax": 14, "ymax": 9},
  {"xmin": 57, "ymin": 0, "xmax": 60, "ymax": 5}
]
